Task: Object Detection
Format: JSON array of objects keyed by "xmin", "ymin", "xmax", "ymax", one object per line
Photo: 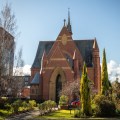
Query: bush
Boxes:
[
  {"xmin": 29, "ymin": 100, "xmax": 36, "ymax": 109},
  {"xmin": 7, "ymin": 97, "xmax": 20, "ymax": 104},
  {"xmin": 59, "ymin": 95, "xmax": 68, "ymax": 106},
  {"xmin": 38, "ymin": 100, "xmax": 56, "ymax": 115},
  {"xmin": 0, "ymin": 109, "xmax": 12, "ymax": 116},
  {"xmin": 116, "ymin": 109, "xmax": 120, "ymax": 116},
  {"xmin": 74, "ymin": 110, "xmax": 88, "ymax": 118},
  {"xmin": 0, "ymin": 97, "xmax": 8, "ymax": 109},
  {"xmin": 4, "ymin": 103, "xmax": 12, "ymax": 111},
  {"xmin": 12, "ymin": 100, "xmax": 22, "ymax": 113},
  {"xmin": 92, "ymin": 94, "xmax": 116, "ymax": 117},
  {"xmin": 21, "ymin": 101, "xmax": 29, "ymax": 111}
]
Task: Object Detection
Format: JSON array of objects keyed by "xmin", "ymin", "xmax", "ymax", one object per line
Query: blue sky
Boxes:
[{"xmin": 0, "ymin": 0, "xmax": 120, "ymax": 66}]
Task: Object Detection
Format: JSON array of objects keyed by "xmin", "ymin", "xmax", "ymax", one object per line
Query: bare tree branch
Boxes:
[{"xmin": 0, "ymin": 2, "xmax": 24, "ymax": 97}]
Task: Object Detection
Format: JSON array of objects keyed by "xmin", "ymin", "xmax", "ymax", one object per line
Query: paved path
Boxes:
[{"xmin": 5, "ymin": 110, "xmax": 40, "ymax": 120}]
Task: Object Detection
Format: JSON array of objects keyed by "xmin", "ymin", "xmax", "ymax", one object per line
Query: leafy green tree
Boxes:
[
  {"xmin": 80, "ymin": 62, "xmax": 91, "ymax": 116},
  {"xmin": 101, "ymin": 48, "xmax": 109, "ymax": 95}
]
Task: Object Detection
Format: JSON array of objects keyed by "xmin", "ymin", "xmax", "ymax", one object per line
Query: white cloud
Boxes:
[
  {"xmin": 107, "ymin": 60, "xmax": 120, "ymax": 82},
  {"xmin": 13, "ymin": 65, "xmax": 31, "ymax": 76},
  {"xmin": 23, "ymin": 65, "xmax": 31, "ymax": 75},
  {"xmin": 13, "ymin": 61, "xmax": 120, "ymax": 81}
]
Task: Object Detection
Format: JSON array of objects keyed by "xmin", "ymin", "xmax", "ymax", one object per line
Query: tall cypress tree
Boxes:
[
  {"xmin": 80, "ymin": 62, "xmax": 91, "ymax": 116},
  {"xmin": 101, "ymin": 48, "xmax": 109, "ymax": 95}
]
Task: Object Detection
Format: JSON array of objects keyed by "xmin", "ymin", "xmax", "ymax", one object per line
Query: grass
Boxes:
[
  {"xmin": 36, "ymin": 110, "xmax": 75, "ymax": 119},
  {"xmin": 35, "ymin": 109, "xmax": 120, "ymax": 120}
]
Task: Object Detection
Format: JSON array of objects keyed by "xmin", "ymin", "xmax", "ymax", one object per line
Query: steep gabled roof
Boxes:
[
  {"xmin": 32, "ymin": 41, "xmax": 54, "ymax": 68},
  {"xmin": 75, "ymin": 40, "xmax": 94, "ymax": 59},
  {"xmin": 31, "ymin": 39, "xmax": 94, "ymax": 69},
  {"xmin": 31, "ymin": 72, "xmax": 41, "ymax": 84}
]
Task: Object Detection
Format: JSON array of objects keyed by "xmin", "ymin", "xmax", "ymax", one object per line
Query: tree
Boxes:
[
  {"xmin": 0, "ymin": 3, "xmax": 17, "ymax": 35},
  {"xmin": 0, "ymin": 3, "xmax": 24, "ymax": 97},
  {"xmin": 7, "ymin": 48, "xmax": 24, "ymax": 97},
  {"xmin": 112, "ymin": 78, "xmax": 120, "ymax": 109},
  {"xmin": 60, "ymin": 80, "xmax": 80, "ymax": 102},
  {"xmin": 80, "ymin": 62, "xmax": 91, "ymax": 116},
  {"xmin": 101, "ymin": 48, "xmax": 109, "ymax": 95}
]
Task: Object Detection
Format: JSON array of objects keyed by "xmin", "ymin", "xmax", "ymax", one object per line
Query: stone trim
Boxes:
[
  {"xmin": 44, "ymin": 67, "xmax": 71, "ymax": 70},
  {"xmin": 50, "ymin": 58, "xmax": 66, "ymax": 60}
]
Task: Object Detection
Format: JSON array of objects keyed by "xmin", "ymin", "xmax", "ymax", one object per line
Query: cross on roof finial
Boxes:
[{"xmin": 64, "ymin": 19, "xmax": 66, "ymax": 26}]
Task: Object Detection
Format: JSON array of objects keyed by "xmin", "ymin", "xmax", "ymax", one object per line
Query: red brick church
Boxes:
[{"xmin": 30, "ymin": 11, "xmax": 101, "ymax": 102}]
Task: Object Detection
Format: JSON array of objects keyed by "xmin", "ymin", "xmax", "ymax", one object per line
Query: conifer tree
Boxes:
[
  {"xmin": 80, "ymin": 62, "xmax": 91, "ymax": 116},
  {"xmin": 101, "ymin": 48, "xmax": 109, "ymax": 95}
]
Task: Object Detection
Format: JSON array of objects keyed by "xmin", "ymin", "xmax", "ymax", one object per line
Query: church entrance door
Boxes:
[
  {"xmin": 56, "ymin": 75, "xmax": 62, "ymax": 104},
  {"xmin": 49, "ymin": 67, "xmax": 66, "ymax": 102}
]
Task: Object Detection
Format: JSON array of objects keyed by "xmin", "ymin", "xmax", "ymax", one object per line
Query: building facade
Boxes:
[
  {"xmin": 13, "ymin": 76, "xmax": 30, "ymax": 98},
  {"xmin": 0, "ymin": 27, "xmax": 14, "ymax": 76},
  {"xmin": 30, "ymin": 13, "xmax": 101, "ymax": 102},
  {"xmin": 0, "ymin": 27, "xmax": 14, "ymax": 96}
]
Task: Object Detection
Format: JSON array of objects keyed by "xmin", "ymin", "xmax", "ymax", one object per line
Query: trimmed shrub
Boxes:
[
  {"xmin": 4, "ymin": 103, "xmax": 12, "ymax": 111},
  {"xmin": 116, "ymin": 109, "xmax": 120, "ymax": 116},
  {"xmin": 92, "ymin": 95, "xmax": 116, "ymax": 117},
  {"xmin": 38, "ymin": 100, "xmax": 56, "ymax": 115},
  {"xmin": 0, "ymin": 97, "xmax": 8, "ymax": 109},
  {"xmin": 29, "ymin": 100, "xmax": 36, "ymax": 109},
  {"xmin": 12, "ymin": 100, "xmax": 22, "ymax": 113},
  {"xmin": 21, "ymin": 101, "xmax": 29, "ymax": 111},
  {"xmin": 59, "ymin": 95, "xmax": 68, "ymax": 106}
]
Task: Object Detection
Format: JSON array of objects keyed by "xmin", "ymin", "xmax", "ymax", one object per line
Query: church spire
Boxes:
[
  {"xmin": 64, "ymin": 19, "xmax": 66, "ymax": 27},
  {"xmin": 67, "ymin": 8, "xmax": 72, "ymax": 34}
]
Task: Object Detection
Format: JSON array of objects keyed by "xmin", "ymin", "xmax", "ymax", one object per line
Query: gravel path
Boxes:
[{"xmin": 5, "ymin": 110, "xmax": 40, "ymax": 120}]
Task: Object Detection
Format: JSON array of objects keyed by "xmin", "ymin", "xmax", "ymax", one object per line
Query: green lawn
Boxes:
[
  {"xmin": 35, "ymin": 110, "xmax": 120, "ymax": 120},
  {"xmin": 36, "ymin": 110, "xmax": 75, "ymax": 119}
]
